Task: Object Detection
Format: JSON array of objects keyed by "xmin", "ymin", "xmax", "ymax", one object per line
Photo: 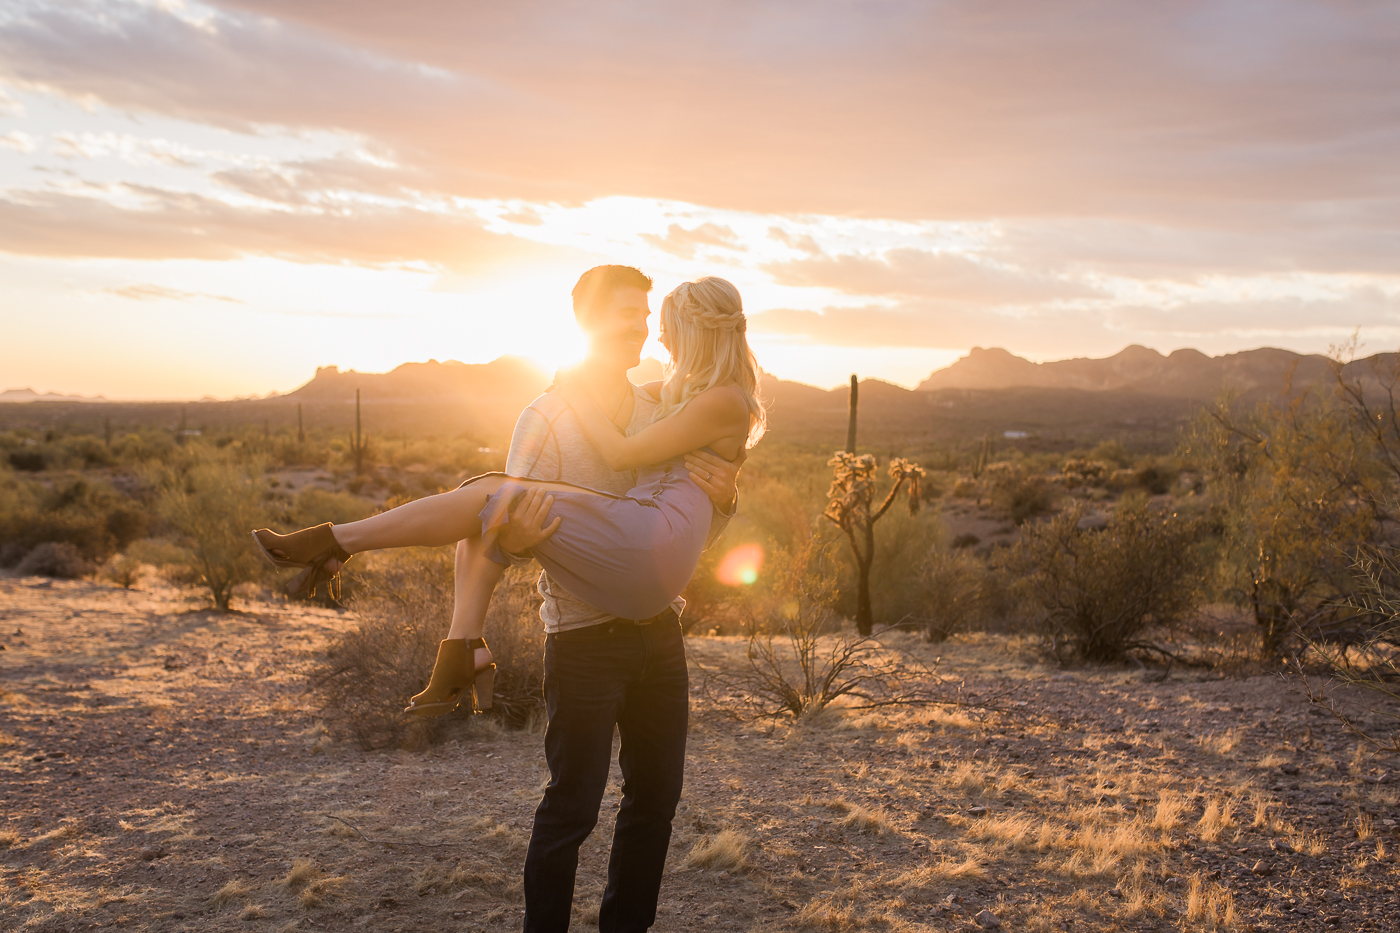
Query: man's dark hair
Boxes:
[{"xmin": 571, "ymin": 265, "xmax": 653, "ymax": 320}]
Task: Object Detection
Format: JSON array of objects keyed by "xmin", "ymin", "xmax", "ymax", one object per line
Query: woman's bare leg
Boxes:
[
  {"xmin": 449, "ymin": 534, "xmax": 507, "ymax": 671},
  {"xmin": 330, "ymin": 475, "xmax": 600, "ymax": 556},
  {"xmin": 329, "ymin": 475, "xmax": 510, "ymax": 554}
]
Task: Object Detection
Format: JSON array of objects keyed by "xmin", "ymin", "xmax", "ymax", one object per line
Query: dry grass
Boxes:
[
  {"xmin": 967, "ymin": 812, "xmax": 1040, "ymax": 850},
  {"xmin": 835, "ymin": 803, "xmax": 896, "ymax": 836},
  {"xmin": 1152, "ymin": 791, "xmax": 1188, "ymax": 831},
  {"xmin": 1184, "ymin": 874, "xmax": 1238, "ymax": 928},
  {"xmin": 684, "ymin": 829, "xmax": 750, "ymax": 872},
  {"xmin": 1196, "ymin": 797, "xmax": 1236, "ymax": 842},
  {"xmin": 280, "ymin": 858, "xmax": 318, "ymax": 891},
  {"xmin": 210, "ymin": 879, "xmax": 251, "ymax": 910},
  {"xmin": 1198, "ymin": 729, "xmax": 1244, "ymax": 755},
  {"xmin": 1354, "ymin": 813, "xmax": 1374, "ymax": 842},
  {"xmin": 0, "ymin": 829, "xmax": 20, "ymax": 848}
]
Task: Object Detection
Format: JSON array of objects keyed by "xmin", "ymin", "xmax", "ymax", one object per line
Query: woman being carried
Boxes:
[{"xmin": 252, "ymin": 276, "xmax": 765, "ymax": 715}]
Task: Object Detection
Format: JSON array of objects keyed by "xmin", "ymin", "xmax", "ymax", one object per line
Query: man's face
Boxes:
[{"xmin": 581, "ymin": 286, "xmax": 650, "ymax": 372}]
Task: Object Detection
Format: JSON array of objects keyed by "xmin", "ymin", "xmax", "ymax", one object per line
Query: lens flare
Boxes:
[{"xmin": 716, "ymin": 543, "xmax": 764, "ymax": 586}]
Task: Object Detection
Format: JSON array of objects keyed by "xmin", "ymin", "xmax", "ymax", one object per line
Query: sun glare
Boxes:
[{"xmin": 716, "ymin": 543, "xmax": 764, "ymax": 586}]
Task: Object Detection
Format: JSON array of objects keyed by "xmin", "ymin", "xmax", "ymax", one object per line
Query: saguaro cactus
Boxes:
[
  {"xmin": 846, "ymin": 374, "xmax": 858, "ymax": 453},
  {"xmin": 348, "ymin": 389, "xmax": 369, "ymax": 474}
]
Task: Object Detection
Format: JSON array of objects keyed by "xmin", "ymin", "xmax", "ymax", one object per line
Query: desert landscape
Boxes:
[
  {"xmin": 2, "ymin": 570, "xmax": 1397, "ymax": 932},
  {"xmin": 5, "ymin": 4, "xmax": 1400, "ymax": 930}
]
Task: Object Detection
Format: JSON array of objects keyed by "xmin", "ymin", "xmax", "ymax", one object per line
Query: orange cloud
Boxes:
[
  {"xmin": 0, "ymin": 189, "xmax": 568, "ymax": 269},
  {"xmin": 764, "ymin": 248, "xmax": 1102, "ymax": 304}
]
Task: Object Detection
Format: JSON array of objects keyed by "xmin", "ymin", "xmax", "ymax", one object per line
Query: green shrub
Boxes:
[
  {"xmin": 980, "ymin": 462, "xmax": 1057, "ymax": 525},
  {"xmin": 149, "ymin": 455, "xmax": 270, "ymax": 610},
  {"xmin": 100, "ymin": 553, "xmax": 144, "ymax": 589},
  {"xmin": 288, "ymin": 487, "xmax": 376, "ymax": 528},
  {"xmin": 996, "ymin": 499, "xmax": 1208, "ymax": 662},
  {"xmin": 915, "ymin": 548, "xmax": 1004, "ymax": 642}
]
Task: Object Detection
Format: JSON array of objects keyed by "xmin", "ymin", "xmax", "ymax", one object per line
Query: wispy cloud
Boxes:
[{"xmin": 104, "ymin": 283, "xmax": 242, "ymax": 303}]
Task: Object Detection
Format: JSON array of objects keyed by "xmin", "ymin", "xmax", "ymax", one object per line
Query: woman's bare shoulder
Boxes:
[{"xmin": 692, "ymin": 384, "xmax": 751, "ymax": 417}]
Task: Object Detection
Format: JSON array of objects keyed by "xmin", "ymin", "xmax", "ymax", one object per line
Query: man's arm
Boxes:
[{"xmin": 493, "ymin": 402, "xmax": 560, "ymax": 561}]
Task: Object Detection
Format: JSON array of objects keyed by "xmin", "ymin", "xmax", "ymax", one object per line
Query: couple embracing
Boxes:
[{"xmin": 254, "ymin": 265, "xmax": 766, "ymax": 932}]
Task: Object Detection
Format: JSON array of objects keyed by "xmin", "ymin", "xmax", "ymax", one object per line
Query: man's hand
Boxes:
[
  {"xmin": 684, "ymin": 447, "xmax": 744, "ymax": 512},
  {"xmin": 496, "ymin": 486, "xmax": 563, "ymax": 556}
]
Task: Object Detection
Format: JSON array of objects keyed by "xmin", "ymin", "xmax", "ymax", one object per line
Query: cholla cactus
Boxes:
[{"xmin": 823, "ymin": 451, "xmax": 927, "ymax": 635}]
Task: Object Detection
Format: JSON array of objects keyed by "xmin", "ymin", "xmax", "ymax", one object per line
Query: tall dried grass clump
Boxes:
[
  {"xmin": 310, "ymin": 547, "xmax": 544, "ymax": 749},
  {"xmin": 684, "ymin": 829, "xmax": 749, "ymax": 872}
]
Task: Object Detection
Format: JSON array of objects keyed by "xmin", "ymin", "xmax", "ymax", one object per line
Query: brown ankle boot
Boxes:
[
  {"xmin": 404, "ymin": 638, "xmax": 496, "ymax": 717},
  {"xmin": 250, "ymin": 523, "xmax": 353, "ymax": 599}
]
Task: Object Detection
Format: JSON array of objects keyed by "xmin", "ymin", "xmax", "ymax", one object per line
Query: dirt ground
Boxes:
[{"xmin": 3, "ymin": 573, "xmax": 1398, "ymax": 933}]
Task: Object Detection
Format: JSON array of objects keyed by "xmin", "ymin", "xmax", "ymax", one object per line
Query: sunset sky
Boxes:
[{"xmin": 2, "ymin": 1, "xmax": 1398, "ymax": 399}]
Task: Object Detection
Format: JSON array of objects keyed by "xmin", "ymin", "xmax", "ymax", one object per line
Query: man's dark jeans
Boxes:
[{"xmin": 522, "ymin": 612, "xmax": 689, "ymax": 933}]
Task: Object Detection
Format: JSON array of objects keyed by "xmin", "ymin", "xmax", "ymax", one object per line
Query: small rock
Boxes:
[
  {"xmin": 138, "ymin": 846, "xmax": 164, "ymax": 861},
  {"xmin": 974, "ymin": 908, "xmax": 1002, "ymax": 929},
  {"xmin": 1251, "ymin": 860, "xmax": 1274, "ymax": 876},
  {"xmin": 967, "ymin": 806, "xmax": 989, "ymax": 817},
  {"xmin": 1280, "ymin": 764, "xmax": 1300, "ymax": 775},
  {"xmin": 944, "ymin": 894, "xmax": 963, "ymax": 906},
  {"xmin": 717, "ymin": 870, "xmax": 730, "ymax": 879}
]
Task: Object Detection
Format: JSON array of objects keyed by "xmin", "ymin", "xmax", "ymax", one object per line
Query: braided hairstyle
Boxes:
[{"xmin": 655, "ymin": 276, "xmax": 767, "ymax": 448}]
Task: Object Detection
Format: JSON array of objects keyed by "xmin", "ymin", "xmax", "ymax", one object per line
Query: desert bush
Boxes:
[
  {"xmin": 1190, "ymin": 372, "xmax": 1382, "ymax": 658},
  {"xmin": 997, "ymin": 499, "xmax": 1208, "ymax": 662},
  {"xmin": 312, "ymin": 547, "xmax": 544, "ymax": 749},
  {"xmin": 100, "ymin": 553, "xmax": 144, "ymax": 589},
  {"xmin": 1058, "ymin": 458, "xmax": 1110, "ymax": 489},
  {"xmin": 0, "ymin": 542, "xmax": 26, "ymax": 567},
  {"xmin": 287, "ymin": 487, "xmax": 376, "ymax": 527},
  {"xmin": 914, "ymin": 548, "xmax": 1004, "ymax": 642},
  {"xmin": 0, "ymin": 474, "xmax": 152, "ymax": 563},
  {"xmin": 704, "ymin": 539, "xmax": 946, "ymax": 718},
  {"xmin": 148, "ymin": 454, "xmax": 270, "ymax": 610},
  {"xmin": 1131, "ymin": 457, "xmax": 1178, "ymax": 495},
  {"xmin": 1088, "ymin": 439, "xmax": 1132, "ymax": 468},
  {"xmin": 980, "ymin": 461, "xmax": 1057, "ymax": 525},
  {"xmin": 1296, "ymin": 549, "xmax": 1400, "ymax": 752},
  {"xmin": 17, "ymin": 542, "xmax": 93, "ymax": 579}
]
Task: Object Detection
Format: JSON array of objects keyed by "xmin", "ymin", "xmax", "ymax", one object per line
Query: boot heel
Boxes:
[{"xmin": 472, "ymin": 664, "xmax": 496, "ymax": 711}]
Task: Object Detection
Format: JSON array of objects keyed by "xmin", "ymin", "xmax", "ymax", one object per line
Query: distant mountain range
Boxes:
[
  {"xmin": 0, "ymin": 388, "xmax": 107, "ymax": 403},
  {"xmin": 5, "ymin": 346, "xmax": 1384, "ymax": 410},
  {"xmin": 915, "ymin": 345, "xmax": 1364, "ymax": 398}
]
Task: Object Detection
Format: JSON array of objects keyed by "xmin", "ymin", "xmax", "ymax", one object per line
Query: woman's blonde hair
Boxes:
[{"xmin": 655, "ymin": 276, "xmax": 767, "ymax": 448}]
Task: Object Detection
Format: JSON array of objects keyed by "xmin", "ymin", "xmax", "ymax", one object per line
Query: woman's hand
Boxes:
[{"xmin": 685, "ymin": 446, "xmax": 745, "ymax": 511}]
